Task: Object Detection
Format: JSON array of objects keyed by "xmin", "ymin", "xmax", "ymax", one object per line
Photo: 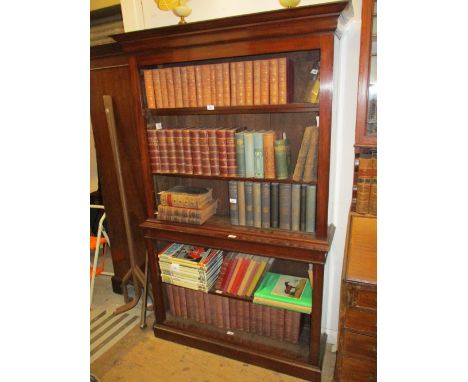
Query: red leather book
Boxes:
[
  {"xmin": 173, "ymin": 285, "xmax": 181, "ymax": 317},
  {"xmin": 225, "ymin": 127, "xmax": 240, "ymax": 176},
  {"xmin": 146, "ymin": 129, "xmax": 161, "ymax": 173},
  {"xmin": 222, "ymin": 296, "xmax": 230, "ymax": 328},
  {"xmin": 222, "ymin": 63, "xmax": 231, "ymax": 106},
  {"xmin": 214, "ymin": 253, "xmax": 231, "ymax": 291},
  {"xmin": 164, "ymin": 129, "xmax": 177, "ymax": 173},
  {"xmin": 156, "ymin": 130, "xmax": 170, "ymax": 173},
  {"xmin": 194, "ymin": 65, "xmax": 204, "ymax": 107},
  {"xmin": 179, "ymin": 287, "xmax": 188, "ymax": 318},
  {"xmin": 229, "ymin": 297, "xmax": 237, "ymax": 329},
  {"xmin": 221, "ymin": 255, "xmax": 239, "ymax": 292},
  {"xmin": 172, "ymin": 66, "xmax": 184, "ymax": 108},
  {"xmin": 181, "ymin": 128, "xmax": 193, "ymax": 174},
  {"xmin": 216, "ymin": 128, "xmax": 228, "ymax": 176},
  {"xmin": 230, "ymin": 257, "xmax": 250, "ymax": 295},
  {"xmin": 207, "ymin": 128, "xmax": 220, "ymax": 175},
  {"xmin": 214, "ymin": 63, "xmax": 224, "ymax": 106},
  {"xmin": 189, "ymin": 128, "xmax": 203, "ymax": 175},
  {"xmin": 186, "ymin": 66, "xmax": 198, "ymax": 107},
  {"xmin": 180, "ymin": 66, "xmax": 190, "ymax": 107},
  {"xmin": 172, "ymin": 128, "xmax": 185, "ymax": 173},
  {"xmin": 165, "ymin": 67, "xmax": 176, "ymax": 108},
  {"xmin": 199, "ymin": 129, "xmax": 211, "ymax": 175}
]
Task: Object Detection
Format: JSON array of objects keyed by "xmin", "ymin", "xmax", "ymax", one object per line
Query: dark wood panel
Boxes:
[
  {"xmin": 352, "ymin": 287, "xmax": 377, "ymax": 310},
  {"xmin": 340, "ymin": 356, "xmax": 377, "ymax": 382},
  {"xmin": 342, "ymin": 330, "xmax": 376, "ymax": 360},
  {"xmin": 343, "ymin": 307, "xmax": 376, "ymax": 335}
]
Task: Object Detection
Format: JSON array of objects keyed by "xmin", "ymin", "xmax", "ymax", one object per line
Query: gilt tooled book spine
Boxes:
[
  {"xmin": 278, "ymin": 57, "xmax": 292, "ymax": 104},
  {"xmin": 215, "ymin": 63, "xmax": 224, "ymax": 106},
  {"xmin": 270, "ymin": 182, "xmax": 279, "ymax": 228},
  {"xmin": 235, "ymin": 61, "xmax": 245, "ymax": 106},
  {"xmin": 143, "ymin": 70, "xmax": 156, "ymax": 109},
  {"xmin": 306, "ymin": 185, "xmax": 317, "ymax": 233},
  {"xmin": 159, "ymin": 68, "xmax": 169, "ymax": 108},
  {"xmin": 302, "ymin": 126, "xmax": 319, "ymax": 183},
  {"xmin": 253, "ymin": 60, "xmax": 261, "ymax": 105},
  {"xmin": 164, "ymin": 129, "xmax": 177, "ymax": 173},
  {"xmin": 172, "ymin": 129, "xmax": 185, "ymax": 174},
  {"xmin": 201, "ymin": 65, "xmax": 212, "ymax": 106},
  {"xmin": 260, "ymin": 60, "xmax": 270, "ymax": 105},
  {"xmin": 261, "ymin": 182, "xmax": 271, "ymax": 229},
  {"xmin": 291, "ymin": 184, "xmax": 301, "ymax": 231},
  {"xmin": 238, "ymin": 181, "xmax": 246, "ymax": 226},
  {"xmin": 356, "ymin": 155, "xmax": 373, "ymax": 214},
  {"xmin": 194, "ymin": 65, "xmax": 204, "ymax": 107},
  {"xmin": 293, "ymin": 126, "xmax": 313, "ymax": 181},
  {"xmin": 263, "ymin": 130, "xmax": 276, "ymax": 179},
  {"xmin": 222, "ymin": 63, "xmax": 231, "ymax": 106},
  {"xmin": 253, "ymin": 131, "xmax": 264, "ymax": 179},
  {"xmin": 172, "ymin": 67, "xmax": 184, "ymax": 108},
  {"xmin": 199, "ymin": 129, "xmax": 211, "ymax": 176},
  {"xmin": 182, "ymin": 129, "xmax": 193, "ymax": 174},
  {"xmin": 279, "ymin": 183, "xmax": 292, "ymax": 230},
  {"xmin": 253, "ymin": 182, "xmax": 262, "ymax": 228},
  {"xmin": 245, "ymin": 181, "xmax": 254, "ymax": 226},
  {"xmin": 235, "ymin": 132, "xmax": 246, "ymax": 177},
  {"xmin": 369, "ymin": 156, "xmax": 377, "ymax": 215},
  {"xmin": 180, "ymin": 66, "xmax": 190, "ymax": 107},
  {"xmin": 146, "ymin": 129, "xmax": 161, "ymax": 173},
  {"xmin": 225, "ymin": 127, "xmax": 239, "ymax": 177},
  {"xmin": 228, "ymin": 181, "xmax": 239, "ymax": 226},
  {"xmin": 269, "ymin": 59, "xmax": 279, "ymax": 105},
  {"xmin": 244, "ymin": 60, "xmax": 253, "ymax": 106},
  {"xmin": 216, "ymin": 129, "xmax": 228, "ymax": 176},
  {"xmin": 152, "ymin": 69, "xmax": 164, "ymax": 109},
  {"xmin": 186, "ymin": 66, "xmax": 198, "ymax": 107},
  {"xmin": 229, "ymin": 63, "xmax": 237, "ymax": 106},
  {"xmin": 156, "ymin": 130, "xmax": 170, "ymax": 173},
  {"xmin": 274, "ymin": 138, "xmax": 291, "ymax": 180},
  {"xmin": 207, "ymin": 129, "xmax": 220, "ymax": 176},
  {"xmin": 210, "ymin": 64, "xmax": 217, "ymax": 106},
  {"xmin": 165, "ymin": 68, "xmax": 176, "ymax": 108},
  {"xmin": 190, "ymin": 129, "xmax": 203, "ymax": 175}
]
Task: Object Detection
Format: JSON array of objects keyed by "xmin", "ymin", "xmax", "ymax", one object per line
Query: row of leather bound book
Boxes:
[
  {"xmin": 164, "ymin": 283, "xmax": 301, "ymax": 343},
  {"xmin": 355, "ymin": 154, "xmax": 377, "ymax": 215},
  {"xmin": 143, "ymin": 57, "xmax": 292, "ymax": 109}
]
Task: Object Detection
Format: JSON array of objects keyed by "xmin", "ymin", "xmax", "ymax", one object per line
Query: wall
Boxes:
[{"xmin": 120, "ymin": 0, "xmax": 361, "ymax": 345}]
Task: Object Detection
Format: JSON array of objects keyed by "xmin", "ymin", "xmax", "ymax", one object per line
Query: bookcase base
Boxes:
[{"xmin": 154, "ymin": 321, "xmax": 325, "ymax": 381}]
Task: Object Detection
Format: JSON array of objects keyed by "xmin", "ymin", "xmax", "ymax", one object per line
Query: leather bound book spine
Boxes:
[
  {"xmin": 264, "ymin": 306, "xmax": 271, "ymax": 337},
  {"xmin": 302, "ymin": 126, "xmax": 319, "ymax": 182},
  {"xmin": 278, "ymin": 57, "xmax": 290, "ymax": 104},
  {"xmin": 250, "ymin": 303, "xmax": 256, "ymax": 333},
  {"xmin": 228, "ymin": 180, "xmax": 239, "ymax": 225},
  {"xmin": 166, "ymin": 283, "xmax": 175, "ymax": 316},
  {"xmin": 228, "ymin": 298, "xmax": 237, "ymax": 329},
  {"xmin": 277, "ymin": 308, "xmax": 285, "ymax": 341},
  {"xmin": 243, "ymin": 300, "xmax": 250, "ymax": 332},
  {"xmin": 225, "ymin": 128, "xmax": 238, "ymax": 177},
  {"xmin": 244, "ymin": 60, "xmax": 253, "ymax": 106},
  {"xmin": 186, "ymin": 289, "xmax": 194, "ymax": 319},
  {"xmin": 291, "ymin": 184, "xmax": 301, "ymax": 231},
  {"xmin": 261, "ymin": 182, "xmax": 271, "ymax": 228},
  {"xmin": 172, "ymin": 129, "xmax": 185, "ymax": 173},
  {"xmin": 215, "ymin": 63, "xmax": 224, "ymax": 106},
  {"xmin": 159, "ymin": 68, "xmax": 169, "ymax": 108},
  {"xmin": 253, "ymin": 182, "xmax": 262, "ymax": 228},
  {"xmin": 269, "ymin": 58, "xmax": 279, "ymax": 105},
  {"xmin": 186, "ymin": 66, "xmax": 198, "ymax": 107},
  {"xmin": 165, "ymin": 129, "xmax": 177, "ymax": 173},
  {"xmin": 237, "ymin": 300, "xmax": 244, "ymax": 331},
  {"xmin": 235, "ymin": 131, "xmax": 246, "ymax": 177},
  {"xmin": 215, "ymin": 295, "xmax": 224, "ymax": 328},
  {"xmin": 173, "ymin": 285, "xmax": 181, "ymax": 317},
  {"xmin": 253, "ymin": 131, "xmax": 264, "ymax": 179},
  {"xmin": 216, "ymin": 129, "xmax": 228, "ymax": 176},
  {"xmin": 143, "ymin": 70, "xmax": 156, "ymax": 109},
  {"xmin": 222, "ymin": 63, "xmax": 231, "ymax": 106},
  {"xmin": 194, "ymin": 65, "xmax": 204, "ymax": 107},
  {"xmin": 300, "ymin": 184, "xmax": 307, "ymax": 231},
  {"xmin": 182, "ymin": 128, "xmax": 193, "ymax": 174},
  {"xmin": 222, "ymin": 296, "xmax": 230, "ymax": 328},
  {"xmin": 229, "ymin": 62, "xmax": 237, "ymax": 106},
  {"xmin": 197, "ymin": 291, "xmax": 206, "ymax": 323},
  {"xmin": 243, "ymin": 131, "xmax": 255, "ymax": 178},
  {"xmin": 203, "ymin": 292, "xmax": 212, "ymax": 325},
  {"xmin": 270, "ymin": 182, "xmax": 279, "ymax": 228},
  {"xmin": 253, "ymin": 60, "xmax": 261, "ymax": 105},
  {"xmin": 270, "ymin": 307, "xmax": 278, "ymax": 340},
  {"xmin": 235, "ymin": 61, "xmax": 245, "ymax": 106},
  {"xmin": 152, "ymin": 69, "xmax": 164, "ymax": 109},
  {"xmin": 260, "ymin": 60, "xmax": 270, "ymax": 105},
  {"xmin": 284, "ymin": 309, "xmax": 292, "ymax": 342},
  {"xmin": 279, "ymin": 183, "xmax": 292, "ymax": 230},
  {"xmin": 356, "ymin": 155, "xmax": 373, "ymax": 214},
  {"xmin": 180, "ymin": 66, "xmax": 190, "ymax": 107},
  {"xmin": 369, "ymin": 156, "xmax": 377, "ymax": 215},
  {"xmin": 208, "ymin": 294, "xmax": 217, "ymax": 325},
  {"xmin": 245, "ymin": 181, "xmax": 254, "ymax": 226},
  {"xmin": 263, "ymin": 130, "xmax": 276, "ymax": 179},
  {"xmin": 199, "ymin": 129, "xmax": 211, "ymax": 175},
  {"xmin": 172, "ymin": 67, "xmax": 184, "ymax": 108},
  {"xmin": 210, "ymin": 64, "xmax": 217, "ymax": 105},
  {"xmin": 293, "ymin": 126, "xmax": 313, "ymax": 181},
  {"xmin": 190, "ymin": 129, "xmax": 203, "ymax": 175},
  {"xmin": 193, "ymin": 290, "xmax": 200, "ymax": 322},
  {"xmin": 179, "ymin": 287, "xmax": 188, "ymax": 318},
  {"xmin": 146, "ymin": 129, "xmax": 161, "ymax": 173},
  {"xmin": 201, "ymin": 65, "xmax": 212, "ymax": 106},
  {"xmin": 214, "ymin": 254, "xmax": 230, "ymax": 291},
  {"xmin": 238, "ymin": 181, "xmax": 246, "ymax": 226},
  {"xmin": 207, "ymin": 129, "xmax": 220, "ymax": 176},
  {"xmin": 156, "ymin": 130, "xmax": 170, "ymax": 173},
  {"xmin": 306, "ymin": 185, "xmax": 317, "ymax": 232},
  {"xmin": 290, "ymin": 311, "xmax": 301, "ymax": 343},
  {"xmin": 165, "ymin": 68, "xmax": 176, "ymax": 108},
  {"xmin": 255, "ymin": 302, "xmax": 263, "ymax": 335}
]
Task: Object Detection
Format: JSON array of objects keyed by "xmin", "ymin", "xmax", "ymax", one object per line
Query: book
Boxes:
[
  {"xmin": 231, "ymin": 255, "xmax": 252, "ymax": 295},
  {"xmin": 274, "ymin": 137, "xmax": 291, "ymax": 180},
  {"xmin": 143, "ymin": 70, "xmax": 156, "ymax": 108},
  {"xmin": 235, "ymin": 61, "xmax": 245, "ymax": 106},
  {"xmin": 269, "ymin": 59, "xmax": 279, "ymax": 105},
  {"xmin": 292, "ymin": 126, "xmax": 313, "ymax": 181},
  {"xmin": 237, "ymin": 257, "xmax": 258, "ymax": 296},
  {"xmin": 302, "ymin": 126, "xmax": 319, "ymax": 183},
  {"xmin": 228, "ymin": 180, "xmax": 239, "ymax": 226},
  {"xmin": 180, "ymin": 66, "xmax": 190, "ymax": 107},
  {"xmin": 253, "ymin": 131, "xmax": 264, "ymax": 178},
  {"xmin": 210, "ymin": 64, "xmax": 217, "ymax": 106},
  {"xmin": 164, "ymin": 129, "xmax": 177, "ymax": 173},
  {"xmin": 207, "ymin": 129, "xmax": 220, "ymax": 176},
  {"xmin": 189, "ymin": 128, "xmax": 203, "ymax": 175},
  {"xmin": 156, "ymin": 129, "xmax": 170, "ymax": 173},
  {"xmin": 291, "ymin": 184, "xmax": 301, "ymax": 231},
  {"xmin": 186, "ymin": 66, "xmax": 198, "ymax": 107},
  {"xmin": 241, "ymin": 258, "xmax": 260, "ymax": 296},
  {"xmin": 305, "ymin": 185, "xmax": 316, "ymax": 232},
  {"xmin": 243, "ymin": 131, "xmax": 255, "ymax": 178},
  {"xmin": 308, "ymin": 264, "xmax": 314, "ymax": 289},
  {"xmin": 214, "ymin": 63, "xmax": 224, "ymax": 106},
  {"xmin": 356, "ymin": 155, "xmax": 373, "ymax": 214},
  {"xmin": 254, "ymin": 272, "xmax": 312, "ymax": 314},
  {"xmin": 244, "ymin": 60, "xmax": 253, "ymax": 105},
  {"xmin": 159, "ymin": 68, "xmax": 169, "ymax": 108},
  {"xmin": 194, "ymin": 65, "xmax": 204, "ymax": 107},
  {"xmin": 369, "ymin": 156, "xmax": 377, "ymax": 215},
  {"xmin": 253, "ymin": 182, "xmax": 262, "ymax": 228},
  {"xmin": 300, "ymin": 184, "xmax": 307, "ymax": 231},
  {"xmin": 261, "ymin": 182, "xmax": 271, "ymax": 229},
  {"xmin": 263, "ymin": 130, "xmax": 276, "ymax": 179},
  {"xmin": 222, "ymin": 63, "xmax": 231, "ymax": 106},
  {"xmin": 245, "ymin": 257, "xmax": 274, "ymax": 297},
  {"xmin": 157, "ymin": 199, "xmax": 217, "ymax": 223},
  {"xmin": 182, "ymin": 128, "xmax": 193, "ymax": 174},
  {"xmin": 245, "ymin": 181, "xmax": 254, "ymax": 226},
  {"xmin": 172, "ymin": 67, "xmax": 184, "ymax": 108},
  {"xmin": 201, "ymin": 64, "xmax": 212, "ymax": 106},
  {"xmin": 238, "ymin": 181, "xmax": 246, "ymax": 226},
  {"xmin": 216, "ymin": 128, "xmax": 228, "ymax": 176},
  {"xmin": 159, "ymin": 185, "xmax": 212, "ymax": 209},
  {"xmin": 152, "ymin": 69, "xmax": 164, "ymax": 109},
  {"xmin": 146, "ymin": 129, "xmax": 161, "ymax": 173},
  {"xmin": 260, "ymin": 60, "xmax": 270, "ymax": 105},
  {"xmin": 215, "ymin": 253, "xmax": 234, "ymax": 291},
  {"xmin": 279, "ymin": 183, "xmax": 292, "ymax": 230},
  {"xmin": 226, "ymin": 254, "xmax": 244, "ymax": 293},
  {"xmin": 199, "ymin": 129, "xmax": 212, "ymax": 175},
  {"xmin": 221, "ymin": 254, "xmax": 239, "ymax": 291},
  {"xmin": 172, "ymin": 129, "xmax": 185, "ymax": 173},
  {"xmin": 225, "ymin": 127, "xmax": 239, "ymax": 176},
  {"xmin": 270, "ymin": 183, "xmax": 279, "ymax": 228},
  {"xmin": 253, "ymin": 60, "xmax": 261, "ymax": 105},
  {"xmin": 235, "ymin": 131, "xmax": 246, "ymax": 177},
  {"xmin": 278, "ymin": 57, "xmax": 290, "ymax": 104},
  {"xmin": 165, "ymin": 68, "xmax": 176, "ymax": 108},
  {"xmin": 230, "ymin": 62, "xmax": 237, "ymax": 106}
]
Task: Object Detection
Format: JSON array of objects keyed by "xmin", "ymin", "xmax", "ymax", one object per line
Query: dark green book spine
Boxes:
[
  {"xmin": 270, "ymin": 182, "xmax": 279, "ymax": 228},
  {"xmin": 261, "ymin": 182, "xmax": 271, "ymax": 228},
  {"xmin": 235, "ymin": 132, "xmax": 246, "ymax": 177},
  {"xmin": 274, "ymin": 138, "xmax": 291, "ymax": 179},
  {"xmin": 244, "ymin": 131, "xmax": 255, "ymax": 178},
  {"xmin": 279, "ymin": 183, "xmax": 292, "ymax": 230},
  {"xmin": 245, "ymin": 181, "xmax": 254, "ymax": 226},
  {"xmin": 228, "ymin": 180, "xmax": 239, "ymax": 226},
  {"xmin": 253, "ymin": 182, "xmax": 262, "ymax": 228},
  {"xmin": 291, "ymin": 184, "xmax": 301, "ymax": 231},
  {"xmin": 254, "ymin": 131, "xmax": 264, "ymax": 178},
  {"xmin": 306, "ymin": 185, "xmax": 316, "ymax": 232},
  {"xmin": 300, "ymin": 184, "xmax": 307, "ymax": 231},
  {"xmin": 238, "ymin": 181, "xmax": 246, "ymax": 226}
]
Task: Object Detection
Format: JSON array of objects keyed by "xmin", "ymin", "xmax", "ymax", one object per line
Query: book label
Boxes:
[
  {"xmin": 229, "ymin": 198, "xmax": 237, "ymax": 204},
  {"xmin": 156, "ymin": 122, "xmax": 163, "ymax": 130},
  {"xmin": 226, "ymin": 331, "xmax": 234, "ymax": 335},
  {"xmin": 207, "ymin": 104, "xmax": 215, "ymax": 110}
]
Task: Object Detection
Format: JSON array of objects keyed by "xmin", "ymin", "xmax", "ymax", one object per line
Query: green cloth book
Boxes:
[
  {"xmin": 235, "ymin": 132, "xmax": 246, "ymax": 177},
  {"xmin": 245, "ymin": 181, "xmax": 254, "ymax": 226},
  {"xmin": 253, "ymin": 272, "xmax": 312, "ymax": 314},
  {"xmin": 253, "ymin": 131, "xmax": 264, "ymax": 178},
  {"xmin": 274, "ymin": 137, "xmax": 291, "ymax": 179},
  {"xmin": 244, "ymin": 131, "xmax": 255, "ymax": 178}
]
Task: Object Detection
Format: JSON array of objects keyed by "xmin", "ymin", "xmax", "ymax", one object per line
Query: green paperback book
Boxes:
[{"xmin": 253, "ymin": 272, "xmax": 312, "ymax": 314}]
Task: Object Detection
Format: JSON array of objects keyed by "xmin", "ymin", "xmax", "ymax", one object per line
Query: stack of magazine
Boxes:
[{"xmin": 158, "ymin": 243, "xmax": 224, "ymax": 292}]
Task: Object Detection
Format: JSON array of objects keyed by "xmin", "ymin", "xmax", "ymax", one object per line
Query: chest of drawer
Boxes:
[
  {"xmin": 344, "ymin": 307, "xmax": 376, "ymax": 334},
  {"xmin": 342, "ymin": 330, "xmax": 376, "ymax": 360},
  {"xmin": 350, "ymin": 287, "xmax": 376, "ymax": 310},
  {"xmin": 340, "ymin": 356, "xmax": 377, "ymax": 382}
]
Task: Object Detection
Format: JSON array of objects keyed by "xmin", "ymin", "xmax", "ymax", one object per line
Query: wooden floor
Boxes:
[{"xmin": 91, "ymin": 323, "xmax": 336, "ymax": 382}]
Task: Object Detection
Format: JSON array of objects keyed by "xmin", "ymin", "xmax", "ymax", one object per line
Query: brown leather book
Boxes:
[
  {"xmin": 159, "ymin": 68, "xmax": 169, "ymax": 108},
  {"xmin": 244, "ymin": 60, "xmax": 253, "ymax": 106},
  {"xmin": 164, "ymin": 129, "xmax": 177, "ymax": 173},
  {"xmin": 146, "ymin": 129, "xmax": 161, "ymax": 173},
  {"xmin": 263, "ymin": 130, "xmax": 276, "ymax": 179},
  {"xmin": 292, "ymin": 126, "xmax": 313, "ymax": 181},
  {"xmin": 260, "ymin": 60, "xmax": 270, "ymax": 105},
  {"xmin": 173, "ymin": 285, "xmax": 181, "ymax": 317},
  {"xmin": 210, "ymin": 64, "xmax": 217, "ymax": 105},
  {"xmin": 199, "ymin": 129, "xmax": 212, "ymax": 175},
  {"xmin": 249, "ymin": 303, "xmax": 256, "ymax": 333},
  {"xmin": 172, "ymin": 67, "xmax": 184, "ymax": 108},
  {"xmin": 185, "ymin": 289, "xmax": 194, "ymax": 319},
  {"xmin": 186, "ymin": 66, "xmax": 198, "ymax": 107},
  {"xmin": 179, "ymin": 287, "xmax": 188, "ymax": 318},
  {"xmin": 230, "ymin": 63, "xmax": 237, "ymax": 106},
  {"xmin": 270, "ymin": 307, "xmax": 278, "ymax": 340},
  {"xmin": 369, "ymin": 157, "xmax": 377, "ymax": 215},
  {"xmin": 216, "ymin": 128, "xmax": 228, "ymax": 176},
  {"xmin": 236, "ymin": 61, "xmax": 246, "ymax": 106},
  {"xmin": 172, "ymin": 128, "xmax": 185, "ymax": 173},
  {"xmin": 290, "ymin": 311, "xmax": 301, "ymax": 343},
  {"xmin": 214, "ymin": 63, "xmax": 224, "ymax": 106},
  {"xmin": 181, "ymin": 128, "xmax": 193, "ymax": 174},
  {"xmin": 222, "ymin": 296, "xmax": 230, "ymax": 328},
  {"xmin": 203, "ymin": 292, "xmax": 212, "ymax": 324},
  {"xmin": 189, "ymin": 128, "xmax": 203, "ymax": 175},
  {"xmin": 207, "ymin": 128, "xmax": 220, "ymax": 175},
  {"xmin": 152, "ymin": 69, "xmax": 164, "ymax": 109},
  {"xmin": 269, "ymin": 59, "xmax": 279, "ymax": 104},
  {"xmin": 156, "ymin": 130, "xmax": 170, "ymax": 173},
  {"xmin": 284, "ymin": 309, "xmax": 293, "ymax": 342},
  {"xmin": 180, "ymin": 66, "xmax": 190, "ymax": 107},
  {"xmin": 236, "ymin": 300, "xmax": 243, "ymax": 331},
  {"xmin": 197, "ymin": 291, "xmax": 206, "ymax": 323},
  {"xmin": 302, "ymin": 126, "xmax": 319, "ymax": 183},
  {"xmin": 193, "ymin": 289, "xmax": 200, "ymax": 321},
  {"xmin": 165, "ymin": 68, "xmax": 176, "ymax": 108},
  {"xmin": 242, "ymin": 300, "xmax": 250, "ymax": 332},
  {"xmin": 194, "ymin": 65, "xmax": 204, "ymax": 107},
  {"xmin": 253, "ymin": 60, "xmax": 261, "ymax": 105},
  {"xmin": 201, "ymin": 64, "xmax": 212, "ymax": 106},
  {"xmin": 143, "ymin": 70, "xmax": 156, "ymax": 108},
  {"xmin": 215, "ymin": 295, "xmax": 224, "ymax": 328},
  {"xmin": 278, "ymin": 57, "xmax": 290, "ymax": 104},
  {"xmin": 165, "ymin": 283, "xmax": 175, "ymax": 316},
  {"xmin": 229, "ymin": 297, "xmax": 237, "ymax": 329},
  {"xmin": 209, "ymin": 294, "xmax": 218, "ymax": 326},
  {"xmin": 264, "ymin": 305, "xmax": 271, "ymax": 336},
  {"xmin": 356, "ymin": 155, "xmax": 373, "ymax": 214},
  {"xmin": 225, "ymin": 127, "xmax": 240, "ymax": 176},
  {"xmin": 222, "ymin": 63, "xmax": 231, "ymax": 106},
  {"xmin": 277, "ymin": 308, "xmax": 285, "ymax": 341},
  {"xmin": 255, "ymin": 302, "xmax": 263, "ymax": 335}
]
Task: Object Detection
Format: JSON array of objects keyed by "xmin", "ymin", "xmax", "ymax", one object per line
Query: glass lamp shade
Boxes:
[
  {"xmin": 279, "ymin": 0, "xmax": 301, "ymax": 7},
  {"xmin": 172, "ymin": 5, "xmax": 192, "ymax": 17}
]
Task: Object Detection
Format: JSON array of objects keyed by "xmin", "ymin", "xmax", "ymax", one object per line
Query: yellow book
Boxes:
[
  {"xmin": 246, "ymin": 258, "xmax": 271, "ymax": 297},
  {"xmin": 237, "ymin": 256, "xmax": 257, "ymax": 296},
  {"xmin": 226, "ymin": 254, "xmax": 244, "ymax": 293}
]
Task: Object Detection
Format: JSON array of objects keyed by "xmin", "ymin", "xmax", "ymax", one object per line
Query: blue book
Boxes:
[
  {"xmin": 243, "ymin": 131, "xmax": 255, "ymax": 178},
  {"xmin": 245, "ymin": 181, "xmax": 254, "ymax": 226},
  {"xmin": 235, "ymin": 131, "xmax": 246, "ymax": 177},
  {"xmin": 253, "ymin": 131, "xmax": 264, "ymax": 178}
]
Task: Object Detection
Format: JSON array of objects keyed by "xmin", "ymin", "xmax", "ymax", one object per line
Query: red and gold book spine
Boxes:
[
  {"xmin": 181, "ymin": 128, "xmax": 193, "ymax": 174},
  {"xmin": 165, "ymin": 129, "xmax": 177, "ymax": 173},
  {"xmin": 156, "ymin": 129, "xmax": 170, "ymax": 173},
  {"xmin": 152, "ymin": 69, "xmax": 163, "ymax": 109},
  {"xmin": 229, "ymin": 63, "xmax": 237, "ymax": 106},
  {"xmin": 201, "ymin": 64, "xmax": 212, "ymax": 106},
  {"xmin": 222, "ymin": 63, "xmax": 231, "ymax": 106},
  {"xmin": 186, "ymin": 66, "xmax": 198, "ymax": 107},
  {"xmin": 198, "ymin": 128, "xmax": 212, "ymax": 175},
  {"xmin": 159, "ymin": 68, "xmax": 169, "ymax": 108},
  {"xmin": 278, "ymin": 57, "xmax": 289, "ymax": 104},
  {"xmin": 225, "ymin": 127, "xmax": 239, "ymax": 176},
  {"xmin": 194, "ymin": 65, "xmax": 204, "ymax": 107},
  {"xmin": 172, "ymin": 128, "xmax": 185, "ymax": 173},
  {"xmin": 244, "ymin": 60, "xmax": 253, "ymax": 106},
  {"xmin": 214, "ymin": 63, "xmax": 224, "ymax": 106},
  {"xmin": 207, "ymin": 128, "xmax": 220, "ymax": 175},
  {"xmin": 263, "ymin": 130, "xmax": 276, "ymax": 179},
  {"xmin": 269, "ymin": 58, "xmax": 279, "ymax": 105},
  {"xmin": 146, "ymin": 129, "xmax": 161, "ymax": 173},
  {"xmin": 143, "ymin": 70, "xmax": 156, "ymax": 109},
  {"xmin": 165, "ymin": 67, "xmax": 176, "ymax": 108},
  {"xmin": 189, "ymin": 128, "xmax": 203, "ymax": 175},
  {"xmin": 210, "ymin": 64, "xmax": 217, "ymax": 106},
  {"xmin": 253, "ymin": 60, "xmax": 261, "ymax": 105},
  {"xmin": 216, "ymin": 128, "xmax": 228, "ymax": 176},
  {"xmin": 235, "ymin": 61, "xmax": 245, "ymax": 106},
  {"xmin": 172, "ymin": 66, "xmax": 184, "ymax": 108},
  {"xmin": 180, "ymin": 66, "xmax": 190, "ymax": 107},
  {"xmin": 260, "ymin": 59, "xmax": 270, "ymax": 105}
]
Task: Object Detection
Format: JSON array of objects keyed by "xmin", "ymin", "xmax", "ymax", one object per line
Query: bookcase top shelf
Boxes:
[
  {"xmin": 146, "ymin": 103, "xmax": 319, "ymax": 116},
  {"xmin": 141, "ymin": 216, "xmax": 334, "ymax": 263}
]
